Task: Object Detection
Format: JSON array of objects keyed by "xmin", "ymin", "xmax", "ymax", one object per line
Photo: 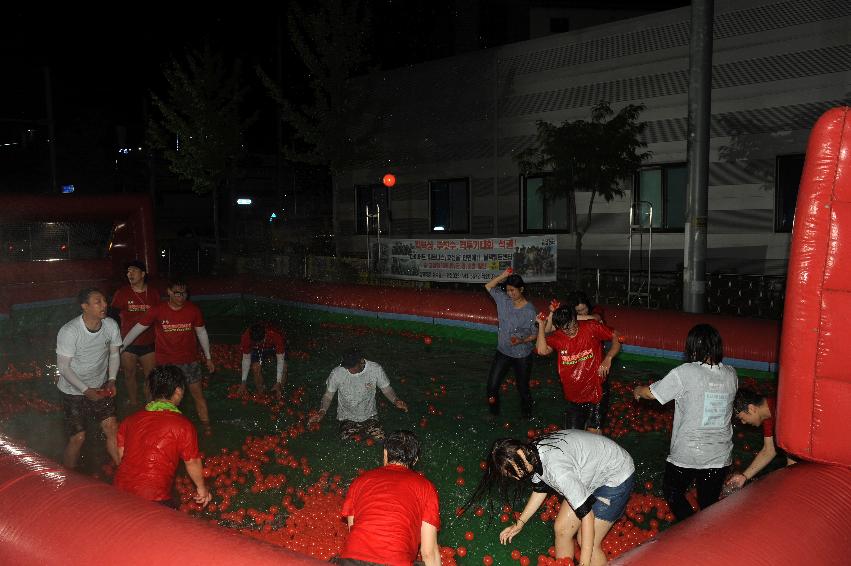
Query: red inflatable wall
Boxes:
[
  {"xmin": 0, "ymin": 435, "xmax": 324, "ymax": 566},
  {"xmin": 777, "ymin": 107, "xmax": 851, "ymax": 465}
]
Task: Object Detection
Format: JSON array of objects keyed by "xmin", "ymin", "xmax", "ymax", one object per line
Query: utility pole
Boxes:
[{"xmin": 683, "ymin": 0, "xmax": 714, "ymax": 313}]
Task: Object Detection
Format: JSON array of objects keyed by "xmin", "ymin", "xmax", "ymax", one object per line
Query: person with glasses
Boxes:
[{"xmin": 122, "ymin": 277, "xmax": 215, "ymax": 434}]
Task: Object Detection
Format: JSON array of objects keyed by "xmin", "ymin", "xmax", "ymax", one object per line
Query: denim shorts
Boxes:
[
  {"xmin": 174, "ymin": 362, "xmax": 203, "ymax": 385},
  {"xmin": 591, "ymin": 472, "xmax": 635, "ymax": 522}
]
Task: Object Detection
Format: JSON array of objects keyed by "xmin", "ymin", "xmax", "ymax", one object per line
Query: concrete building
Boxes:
[{"xmin": 334, "ymin": 0, "xmax": 850, "ymax": 277}]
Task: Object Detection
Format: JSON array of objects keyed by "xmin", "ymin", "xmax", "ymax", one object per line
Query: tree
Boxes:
[
  {"xmin": 148, "ymin": 44, "xmax": 252, "ymax": 264},
  {"xmin": 258, "ymin": 0, "xmax": 376, "ymax": 174},
  {"xmin": 516, "ymin": 101, "xmax": 651, "ymax": 283}
]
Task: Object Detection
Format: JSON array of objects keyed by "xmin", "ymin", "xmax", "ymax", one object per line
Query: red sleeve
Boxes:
[
  {"xmin": 591, "ymin": 321, "xmax": 615, "ymax": 342},
  {"xmin": 179, "ymin": 418, "xmax": 201, "ymax": 461},
  {"xmin": 117, "ymin": 419, "xmax": 127, "ymax": 448},
  {"xmin": 272, "ymin": 331, "xmax": 285, "ymax": 353},
  {"xmin": 762, "ymin": 398, "xmax": 777, "ymax": 437},
  {"xmin": 421, "ymin": 480, "xmax": 441, "ymax": 529},
  {"xmin": 341, "ymin": 476, "xmax": 361, "ymax": 517},
  {"xmin": 139, "ymin": 304, "xmax": 159, "ymax": 326},
  {"xmin": 191, "ymin": 303, "xmax": 205, "ymax": 327},
  {"xmin": 240, "ymin": 330, "xmax": 252, "ymax": 354}
]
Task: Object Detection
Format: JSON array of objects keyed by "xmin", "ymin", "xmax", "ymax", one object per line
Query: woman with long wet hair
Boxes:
[{"xmin": 466, "ymin": 430, "xmax": 635, "ymax": 566}]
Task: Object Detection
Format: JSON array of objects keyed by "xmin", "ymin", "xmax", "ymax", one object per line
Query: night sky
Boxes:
[{"xmin": 1, "ymin": 2, "xmax": 689, "ymax": 158}]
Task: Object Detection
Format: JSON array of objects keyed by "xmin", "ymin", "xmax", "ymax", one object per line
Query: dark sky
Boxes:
[{"xmin": 1, "ymin": 1, "xmax": 689, "ymax": 152}]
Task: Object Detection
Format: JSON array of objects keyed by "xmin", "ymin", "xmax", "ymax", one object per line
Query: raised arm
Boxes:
[
  {"xmin": 485, "ymin": 268, "xmax": 513, "ymax": 291},
  {"xmin": 536, "ymin": 312, "xmax": 554, "ymax": 356}
]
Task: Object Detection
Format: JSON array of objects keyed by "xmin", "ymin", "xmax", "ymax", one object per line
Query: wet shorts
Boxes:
[
  {"xmin": 62, "ymin": 391, "xmax": 116, "ymax": 437},
  {"xmin": 591, "ymin": 472, "xmax": 635, "ymax": 522},
  {"xmin": 124, "ymin": 343, "xmax": 154, "ymax": 357},
  {"xmin": 339, "ymin": 417, "xmax": 384, "ymax": 441},
  {"xmin": 250, "ymin": 347, "xmax": 278, "ymax": 364},
  {"xmin": 174, "ymin": 362, "xmax": 203, "ymax": 385},
  {"xmin": 564, "ymin": 400, "xmax": 605, "ymax": 431}
]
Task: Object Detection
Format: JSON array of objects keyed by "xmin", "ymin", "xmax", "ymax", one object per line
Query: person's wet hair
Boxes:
[
  {"xmin": 341, "ymin": 348, "xmax": 364, "ymax": 369},
  {"xmin": 77, "ymin": 287, "xmax": 103, "ymax": 305},
  {"xmin": 572, "ymin": 292, "xmax": 593, "ymax": 311},
  {"xmin": 148, "ymin": 365, "xmax": 187, "ymax": 400},
  {"xmin": 504, "ymin": 274, "xmax": 526, "ymax": 293},
  {"xmin": 168, "ymin": 276, "xmax": 188, "ymax": 290},
  {"xmin": 463, "ymin": 437, "xmax": 542, "ymax": 516},
  {"xmin": 684, "ymin": 324, "xmax": 724, "ymax": 365},
  {"xmin": 733, "ymin": 388, "xmax": 765, "ymax": 415},
  {"xmin": 249, "ymin": 323, "xmax": 266, "ymax": 343},
  {"xmin": 383, "ymin": 430, "xmax": 421, "ymax": 468},
  {"xmin": 551, "ymin": 305, "xmax": 578, "ymax": 329}
]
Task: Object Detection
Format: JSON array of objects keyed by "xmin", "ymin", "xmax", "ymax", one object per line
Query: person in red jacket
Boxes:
[
  {"xmin": 335, "ymin": 430, "xmax": 441, "ymax": 566},
  {"xmin": 114, "ymin": 365, "xmax": 211, "ymax": 508},
  {"xmin": 110, "ymin": 260, "xmax": 160, "ymax": 405},
  {"xmin": 122, "ymin": 278, "xmax": 215, "ymax": 433},
  {"xmin": 239, "ymin": 322, "xmax": 287, "ymax": 396},
  {"xmin": 536, "ymin": 303, "xmax": 621, "ymax": 433}
]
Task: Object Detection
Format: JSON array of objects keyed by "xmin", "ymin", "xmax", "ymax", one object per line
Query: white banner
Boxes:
[{"xmin": 373, "ymin": 236, "xmax": 557, "ymax": 283}]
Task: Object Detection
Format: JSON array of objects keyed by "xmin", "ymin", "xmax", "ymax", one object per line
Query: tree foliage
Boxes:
[
  {"xmin": 516, "ymin": 101, "xmax": 651, "ymax": 278},
  {"xmin": 259, "ymin": 0, "xmax": 375, "ymax": 173},
  {"xmin": 148, "ymin": 44, "xmax": 251, "ymax": 195}
]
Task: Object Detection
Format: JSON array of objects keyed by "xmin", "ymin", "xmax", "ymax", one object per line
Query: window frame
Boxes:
[
  {"xmin": 520, "ymin": 173, "xmax": 574, "ymax": 234},
  {"xmin": 633, "ymin": 162, "xmax": 688, "ymax": 233},
  {"xmin": 428, "ymin": 177, "xmax": 470, "ymax": 234}
]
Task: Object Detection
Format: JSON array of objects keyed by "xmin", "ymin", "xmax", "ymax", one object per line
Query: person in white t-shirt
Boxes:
[
  {"xmin": 308, "ymin": 348, "xmax": 408, "ymax": 441},
  {"xmin": 467, "ymin": 430, "xmax": 635, "ymax": 566},
  {"xmin": 56, "ymin": 288, "xmax": 122, "ymax": 469},
  {"xmin": 633, "ymin": 323, "xmax": 737, "ymax": 521}
]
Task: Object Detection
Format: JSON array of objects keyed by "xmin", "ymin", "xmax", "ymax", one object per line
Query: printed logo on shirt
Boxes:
[
  {"xmin": 162, "ymin": 320, "xmax": 192, "ymax": 333},
  {"xmin": 126, "ymin": 301, "xmax": 149, "ymax": 312},
  {"xmin": 559, "ymin": 349, "xmax": 593, "ymax": 366},
  {"xmin": 701, "ymin": 392, "xmax": 731, "ymax": 427}
]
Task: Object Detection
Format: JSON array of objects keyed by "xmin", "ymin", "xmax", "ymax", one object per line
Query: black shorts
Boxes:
[
  {"xmin": 62, "ymin": 392, "xmax": 116, "ymax": 437},
  {"xmin": 123, "ymin": 343, "xmax": 155, "ymax": 357},
  {"xmin": 250, "ymin": 347, "xmax": 277, "ymax": 364},
  {"xmin": 174, "ymin": 362, "xmax": 204, "ymax": 385},
  {"xmin": 564, "ymin": 400, "xmax": 604, "ymax": 430}
]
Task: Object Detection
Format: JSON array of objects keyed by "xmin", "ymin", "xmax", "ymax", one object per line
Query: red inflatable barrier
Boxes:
[
  {"xmin": 778, "ymin": 106, "xmax": 851, "ymax": 466},
  {"xmin": 0, "ymin": 435, "xmax": 324, "ymax": 566}
]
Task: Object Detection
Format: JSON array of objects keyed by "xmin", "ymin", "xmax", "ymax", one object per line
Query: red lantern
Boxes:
[{"xmin": 382, "ymin": 173, "xmax": 396, "ymax": 187}]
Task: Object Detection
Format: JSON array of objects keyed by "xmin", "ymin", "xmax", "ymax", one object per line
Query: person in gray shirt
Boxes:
[
  {"xmin": 633, "ymin": 324, "xmax": 737, "ymax": 521},
  {"xmin": 308, "ymin": 349, "xmax": 408, "ymax": 441},
  {"xmin": 485, "ymin": 269, "xmax": 538, "ymax": 418}
]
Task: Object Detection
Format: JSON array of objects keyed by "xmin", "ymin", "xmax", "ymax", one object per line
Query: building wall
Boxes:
[{"xmin": 335, "ymin": 0, "xmax": 851, "ymax": 276}]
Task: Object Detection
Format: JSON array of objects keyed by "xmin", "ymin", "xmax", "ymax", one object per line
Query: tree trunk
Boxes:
[{"xmin": 574, "ymin": 189, "xmax": 598, "ymax": 287}]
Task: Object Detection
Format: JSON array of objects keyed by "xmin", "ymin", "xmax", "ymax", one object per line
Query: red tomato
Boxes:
[
  {"xmin": 464, "ymin": 531, "xmax": 474, "ymax": 541},
  {"xmin": 511, "ymin": 549, "xmax": 521, "ymax": 560},
  {"xmin": 457, "ymin": 546, "xmax": 467, "ymax": 557},
  {"xmin": 483, "ymin": 555, "xmax": 494, "ymax": 566}
]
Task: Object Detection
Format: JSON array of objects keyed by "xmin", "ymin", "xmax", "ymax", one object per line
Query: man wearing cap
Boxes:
[{"xmin": 111, "ymin": 260, "xmax": 160, "ymax": 406}]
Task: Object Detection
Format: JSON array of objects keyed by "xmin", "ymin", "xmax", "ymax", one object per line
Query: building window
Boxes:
[
  {"xmin": 522, "ymin": 175, "xmax": 572, "ymax": 233},
  {"xmin": 430, "ymin": 178, "xmax": 469, "ymax": 233},
  {"xmin": 355, "ymin": 183, "xmax": 388, "ymax": 234},
  {"xmin": 635, "ymin": 164, "xmax": 687, "ymax": 231},
  {"xmin": 775, "ymin": 154, "xmax": 805, "ymax": 233}
]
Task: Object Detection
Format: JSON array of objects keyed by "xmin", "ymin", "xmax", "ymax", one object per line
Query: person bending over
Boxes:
[
  {"xmin": 467, "ymin": 430, "xmax": 635, "ymax": 566},
  {"xmin": 308, "ymin": 348, "xmax": 408, "ymax": 441},
  {"xmin": 726, "ymin": 388, "xmax": 795, "ymax": 489},
  {"xmin": 238, "ymin": 322, "xmax": 287, "ymax": 396},
  {"xmin": 334, "ymin": 430, "xmax": 441, "ymax": 566},
  {"xmin": 114, "ymin": 365, "xmax": 211, "ymax": 508}
]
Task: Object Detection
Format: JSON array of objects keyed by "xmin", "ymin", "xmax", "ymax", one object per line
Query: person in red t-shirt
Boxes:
[
  {"xmin": 110, "ymin": 260, "xmax": 160, "ymax": 406},
  {"xmin": 122, "ymin": 278, "xmax": 215, "ymax": 433},
  {"xmin": 726, "ymin": 388, "xmax": 796, "ymax": 489},
  {"xmin": 536, "ymin": 303, "xmax": 621, "ymax": 433},
  {"xmin": 114, "ymin": 365, "xmax": 211, "ymax": 507},
  {"xmin": 336, "ymin": 430, "xmax": 441, "ymax": 566},
  {"xmin": 239, "ymin": 322, "xmax": 287, "ymax": 396}
]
